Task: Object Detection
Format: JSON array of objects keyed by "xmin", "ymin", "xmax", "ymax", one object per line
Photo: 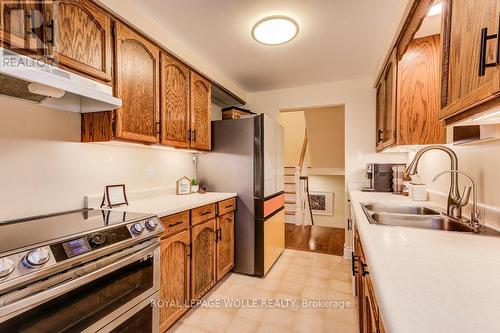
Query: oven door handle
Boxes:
[{"xmin": 0, "ymin": 240, "xmax": 159, "ymax": 319}]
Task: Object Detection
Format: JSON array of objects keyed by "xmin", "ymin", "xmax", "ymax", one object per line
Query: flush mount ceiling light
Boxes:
[
  {"xmin": 427, "ymin": 2, "xmax": 443, "ymax": 16},
  {"xmin": 252, "ymin": 16, "xmax": 299, "ymax": 45}
]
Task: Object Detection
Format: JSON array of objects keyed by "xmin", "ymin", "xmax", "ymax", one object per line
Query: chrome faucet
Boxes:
[
  {"xmin": 406, "ymin": 145, "xmax": 462, "ymax": 219},
  {"xmin": 433, "ymin": 170, "xmax": 482, "ymax": 230}
]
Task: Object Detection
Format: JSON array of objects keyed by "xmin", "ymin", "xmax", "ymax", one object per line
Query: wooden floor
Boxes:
[{"xmin": 285, "ymin": 223, "xmax": 345, "ymax": 256}]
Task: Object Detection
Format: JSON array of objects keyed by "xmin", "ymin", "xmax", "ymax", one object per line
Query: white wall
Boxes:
[
  {"xmin": 279, "ymin": 111, "xmax": 309, "ymax": 167},
  {"xmin": 0, "ymin": 98, "xmax": 195, "ymax": 221},
  {"xmin": 246, "ymin": 78, "xmax": 406, "ymax": 186},
  {"xmin": 407, "ymin": 141, "xmax": 500, "ymax": 210}
]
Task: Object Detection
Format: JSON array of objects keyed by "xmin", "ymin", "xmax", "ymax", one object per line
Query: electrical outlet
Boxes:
[{"xmin": 147, "ymin": 166, "xmax": 155, "ymax": 180}]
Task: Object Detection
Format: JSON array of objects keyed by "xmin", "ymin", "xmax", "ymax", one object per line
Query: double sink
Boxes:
[{"xmin": 361, "ymin": 203, "xmax": 500, "ymax": 235}]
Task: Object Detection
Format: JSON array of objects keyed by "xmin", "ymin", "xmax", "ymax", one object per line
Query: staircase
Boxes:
[
  {"xmin": 283, "ymin": 131, "xmax": 314, "ymax": 225},
  {"xmin": 284, "ymin": 166, "xmax": 299, "ymax": 223}
]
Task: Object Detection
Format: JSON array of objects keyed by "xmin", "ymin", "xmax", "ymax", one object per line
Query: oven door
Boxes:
[{"xmin": 0, "ymin": 239, "xmax": 160, "ymax": 333}]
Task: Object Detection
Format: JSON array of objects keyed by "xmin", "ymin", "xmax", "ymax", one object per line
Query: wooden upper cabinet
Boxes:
[
  {"xmin": 375, "ymin": 48, "xmax": 397, "ymax": 151},
  {"xmin": 191, "ymin": 218, "xmax": 216, "ymax": 300},
  {"xmin": 375, "ymin": 81, "xmax": 385, "ymax": 151},
  {"xmin": 160, "ymin": 230, "xmax": 190, "ymax": 332},
  {"xmin": 216, "ymin": 211, "xmax": 234, "ymax": 281},
  {"xmin": 441, "ymin": 0, "xmax": 500, "ymax": 121},
  {"xmin": 114, "ymin": 22, "xmax": 160, "ymax": 144},
  {"xmin": 0, "ymin": 0, "xmax": 45, "ymax": 53},
  {"xmin": 190, "ymin": 71, "xmax": 211, "ymax": 150},
  {"xmin": 397, "ymin": 35, "xmax": 446, "ymax": 145},
  {"xmin": 44, "ymin": 0, "xmax": 112, "ymax": 82},
  {"xmin": 160, "ymin": 52, "xmax": 190, "ymax": 148}
]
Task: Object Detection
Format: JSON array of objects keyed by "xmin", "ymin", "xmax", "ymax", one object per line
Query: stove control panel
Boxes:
[{"xmin": 0, "ymin": 216, "xmax": 163, "ymax": 284}]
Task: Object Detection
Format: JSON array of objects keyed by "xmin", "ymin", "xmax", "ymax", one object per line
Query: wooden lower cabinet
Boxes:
[
  {"xmin": 216, "ymin": 211, "xmax": 234, "ymax": 280},
  {"xmin": 190, "ymin": 218, "xmax": 217, "ymax": 300},
  {"xmin": 159, "ymin": 199, "xmax": 236, "ymax": 331},
  {"xmin": 159, "ymin": 230, "xmax": 190, "ymax": 332},
  {"xmin": 354, "ymin": 230, "xmax": 384, "ymax": 333}
]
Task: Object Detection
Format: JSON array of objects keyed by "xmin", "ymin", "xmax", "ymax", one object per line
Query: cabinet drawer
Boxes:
[
  {"xmin": 160, "ymin": 211, "xmax": 189, "ymax": 238},
  {"xmin": 191, "ymin": 204, "xmax": 216, "ymax": 226},
  {"xmin": 218, "ymin": 197, "xmax": 236, "ymax": 215}
]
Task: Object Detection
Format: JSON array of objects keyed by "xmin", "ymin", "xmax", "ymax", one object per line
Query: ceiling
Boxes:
[{"xmin": 131, "ymin": 0, "xmax": 402, "ymax": 92}]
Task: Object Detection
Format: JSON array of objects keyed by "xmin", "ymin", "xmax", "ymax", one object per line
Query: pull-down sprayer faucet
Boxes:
[{"xmin": 405, "ymin": 145, "xmax": 464, "ymax": 219}]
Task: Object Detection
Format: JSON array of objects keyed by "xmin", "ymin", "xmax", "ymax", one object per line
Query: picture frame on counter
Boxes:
[
  {"xmin": 101, "ymin": 184, "xmax": 129, "ymax": 208},
  {"xmin": 176, "ymin": 176, "xmax": 191, "ymax": 195}
]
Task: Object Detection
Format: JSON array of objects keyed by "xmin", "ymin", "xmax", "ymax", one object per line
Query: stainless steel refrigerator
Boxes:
[{"xmin": 197, "ymin": 114, "xmax": 285, "ymax": 276}]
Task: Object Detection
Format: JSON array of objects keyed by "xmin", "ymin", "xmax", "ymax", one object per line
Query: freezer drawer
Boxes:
[{"xmin": 263, "ymin": 210, "xmax": 285, "ymax": 275}]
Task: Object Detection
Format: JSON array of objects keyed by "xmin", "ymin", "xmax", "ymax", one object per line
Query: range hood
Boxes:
[{"xmin": 0, "ymin": 48, "xmax": 121, "ymax": 112}]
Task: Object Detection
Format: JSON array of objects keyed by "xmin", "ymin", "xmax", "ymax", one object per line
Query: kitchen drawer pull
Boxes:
[
  {"xmin": 479, "ymin": 26, "xmax": 498, "ymax": 76},
  {"xmin": 225, "ymin": 204, "xmax": 234, "ymax": 209},
  {"xmin": 168, "ymin": 221, "xmax": 183, "ymax": 227},
  {"xmin": 351, "ymin": 253, "xmax": 359, "ymax": 276},
  {"xmin": 200, "ymin": 210, "xmax": 212, "ymax": 216},
  {"xmin": 187, "ymin": 244, "xmax": 192, "ymax": 257}
]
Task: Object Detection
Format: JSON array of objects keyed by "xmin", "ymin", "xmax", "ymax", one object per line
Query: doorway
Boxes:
[{"xmin": 279, "ymin": 105, "xmax": 346, "ymax": 255}]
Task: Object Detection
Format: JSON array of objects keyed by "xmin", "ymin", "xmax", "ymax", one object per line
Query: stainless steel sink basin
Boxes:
[
  {"xmin": 360, "ymin": 203, "xmax": 500, "ymax": 236},
  {"xmin": 363, "ymin": 203, "xmax": 440, "ymax": 215},
  {"xmin": 369, "ymin": 213, "xmax": 476, "ymax": 232}
]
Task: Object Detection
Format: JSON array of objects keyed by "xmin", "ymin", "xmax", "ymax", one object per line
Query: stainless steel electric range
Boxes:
[{"xmin": 0, "ymin": 208, "xmax": 164, "ymax": 333}]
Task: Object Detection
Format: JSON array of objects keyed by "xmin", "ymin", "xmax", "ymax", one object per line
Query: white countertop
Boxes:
[
  {"xmin": 105, "ymin": 192, "xmax": 237, "ymax": 218},
  {"xmin": 349, "ymin": 190, "xmax": 500, "ymax": 333}
]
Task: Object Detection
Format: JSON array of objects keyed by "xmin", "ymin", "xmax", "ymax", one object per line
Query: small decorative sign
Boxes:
[
  {"xmin": 176, "ymin": 177, "xmax": 191, "ymax": 195},
  {"xmin": 101, "ymin": 184, "xmax": 129, "ymax": 208}
]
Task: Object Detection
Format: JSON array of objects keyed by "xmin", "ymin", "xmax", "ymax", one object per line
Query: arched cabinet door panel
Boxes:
[
  {"xmin": 114, "ymin": 22, "xmax": 159, "ymax": 143},
  {"xmin": 191, "ymin": 219, "xmax": 216, "ymax": 300},
  {"xmin": 44, "ymin": 0, "xmax": 112, "ymax": 82},
  {"xmin": 159, "ymin": 230, "xmax": 190, "ymax": 332},
  {"xmin": 160, "ymin": 52, "xmax": 190, "ymax": 148},
  {"xmin": 189, "ymin": 71, "xmax": 211, "ymax": 150}
]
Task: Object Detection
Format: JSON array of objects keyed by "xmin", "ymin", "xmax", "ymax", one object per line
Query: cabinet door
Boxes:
[
  {"xmin": 160, "ymin": 230, "xmax": 190, "ymax": 332},
  {"xmin": 160, "ymin": 52, "xmax": 190, "ymax": 148},
  {"xmin": 44, "ymin": 0, "xmax": 112, "ymax": 82},
  {"xmin": 115, "ymin": 22, "xmax": 160, "ymax": 143},
  {"xmin": 382, "ymin": 49, "xmax": 397, "ymax": 149},
  {"xmin": 190, "ymin": 71, "xmax": 211, "ymax": 150},
  {"xmin": 216, "ymin": 211, "xmax": 234, "ymax": 281},
  {"xmin": 375, "ymin": 81, "xmax": 385, "ymax": 151},
  {"xmin": 191, "ymin": 218, "xmax": 216, "ymax": 300},
  {"xmin": 0, "ymin": 0, "xmax": 44, "ymax": 52},
  {"xmin": 441, "ymin": 0, "xmax": 500, "ymax": 119}
]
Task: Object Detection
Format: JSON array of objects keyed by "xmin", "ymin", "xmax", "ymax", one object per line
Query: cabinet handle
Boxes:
[
  {"xmin": 479, "ymin": 26, "xmax": 498, "ymax": 76},
  {"xmin": 46, "ymin": 19, "xmax": 56, "ymax": 48},
  {"xmin": 361, "ymin": 263, "xmax": 369, "ymax": 276},
  {"xmin": 192, "ymin": 130, "xmax": 197, "ymax": 142},
  {"xmin": 28, "ymin": 9, "xmax": 36, "ymax": 37},
  {"xmin": 377, "ymin": 129, "xmax": 383, "ymax": 143},
  {"xmin": 218, "ymin": 228, "xmax": 222, "ymax": 242},
  {"xmin": 187, "ymin": 244, "xmax": 192, "ymax": 257},
  {"xmin": 351, "ymin": 253, "xmax": 359, "ymax": 276},
  {"xmin": 225, "ymin": 204, "xmax": 234, "ymax": 209},
  {"xmin": 168, "ymin": 221, "xmax": 183, "ymax": 227},
  {"xmin": 200, "ymin": 210, "xmax": 211, "ymax": 216}
]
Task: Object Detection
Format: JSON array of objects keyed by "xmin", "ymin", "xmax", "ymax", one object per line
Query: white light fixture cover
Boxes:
[{"xmin": 252, "ymin": 16, "xmax": 299, "ymax": 45}]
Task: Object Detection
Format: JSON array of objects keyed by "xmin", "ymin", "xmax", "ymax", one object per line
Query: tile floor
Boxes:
[{"xmin": 168, "ymin": 249, "xmax": 358, "ymax": 333}]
